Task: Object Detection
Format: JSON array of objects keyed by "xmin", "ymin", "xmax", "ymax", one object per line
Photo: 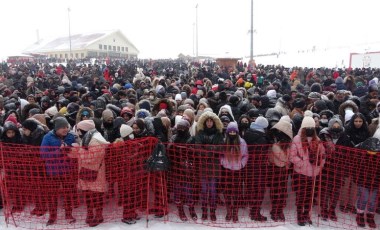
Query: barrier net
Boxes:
[{"xmin": 0, "ymin": 139, "xmax": 379, "ymax": 229}]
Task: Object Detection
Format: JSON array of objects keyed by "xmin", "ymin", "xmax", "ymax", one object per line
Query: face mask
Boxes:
[
  {"xmin": 103, "ymin": 122, "xmax": 113, "ymax": 129},
  {"xmin": 228, "ymin": 134, "xmax": 237, "ymax": 141},
  {"xmin": 305, "ymin": 128, "xmax": 315, "ymax": 137},
  {"xmin": 149, "ymin": 96, "xmax": 155, "ymax": 100},
  {"xmin": 240, "ymin": 123, "xmax": 250, "ymax": 129},
  {"xmin": 177, "ymin": 130, "xmax": 187, "ymax": 136},
  {"xmin": 320, "ymin": 119, "xmax": 328, "ymax": 125}
]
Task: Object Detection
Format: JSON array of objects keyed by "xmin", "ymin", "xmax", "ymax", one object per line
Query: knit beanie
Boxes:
[
  {"xmin": 226, "ymin": 122, "xmax": 239, "ymax": 134},
  {"xmin": 77, "ymin": 120, "xmax": 95, "ymax": 132},
  {"xmin": 300, "ymin": 116, "xmax": 315, "ymax": 129},
  {"xmin": 22, "ymin": 119, "xmax": 38, "ymax": 132},
  {"xmin": 54, "ymin": 117, "xmax": 69, "ymax": 131},
  {"xmin": 102, "ymin": 109, "xmax": 114, "ymax": 120},
  {"xmin": 139, "ymin": 100, "xmax": 151, "ymax": 111},
  {"xmin": 29, "ymin": 108, "xmax": 41, "ymax": 116},
  {"xmin": 120, "ymin": 124, "xmax": 133, "ymax": 138},
  {"xmin": 272, "ymin": 115, "xmax": 293, "ymax": 139},
  {"xmin": 175, "ymin": 94, "xmax": 182, "ymax": 101},
  {"xmin": 304, "ymin": 110, "xmax": 313, "ymax": 117}
]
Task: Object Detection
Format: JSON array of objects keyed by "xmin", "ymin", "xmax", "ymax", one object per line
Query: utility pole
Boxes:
[
  {"xmin": 68, "ymin": 7, "xmax": 72, "ymax": 59},
  {"xmin": 250, "ymin": 0, "xmax": 253, "ymax": 61},
  {"xmin": 195, "ymin": 3, "xmax": 199, "ymax": 58}
]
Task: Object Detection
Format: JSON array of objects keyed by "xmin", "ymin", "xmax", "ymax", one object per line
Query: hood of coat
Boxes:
[
  {"xmin": 75, "ymin": 107, "xmax": 94, "ymax": 124},
  {"xmin": 196, "ymin": 111, "xmax": 223, "ymax": 133},
  {"xmin": 217, "ymin": 104, "xmax": 235, "ymax": 121},
  {"xmin": 338, "ymin": 100, "xmax": 358, "ymax": 120}
]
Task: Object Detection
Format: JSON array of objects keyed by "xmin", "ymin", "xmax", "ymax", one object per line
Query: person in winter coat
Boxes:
[
  {"xmin": 69, "ymin": 120, "xmax": 109, "ymax": 227},
  {"xmin": 237, "ymin": 114, "xmax": 250, "ymax": 137},
  {"xmin": 318, "ymin": 117, "xmax": 346, "ymax": 221},
  {"xmin": 21, "ymin": 119, "xmax": 48, "ymax": 216},
  {"xmin": 1, "ymin": 121, "xmax": 25, "ymax": 213},
  {"xmin": 192, "ymin": 111, "xmax": 224, "ymax": 222},
  {"xmin": 359, "ymin": 85, "xmax": 379, "ymax": 123},
  {"xmin": 40, "ymin": 117, "xmax": 77, "ymax": 226},
  {"xmin": 221, "ymin": 122, "xmax": 248, "ymax": 223},
  {"xmin": 290, "ymin": 116, "xmax": 325, "ymax": 226},
  {"xmin": 169, "ymin": 119, "xmax": 198, "ymax": 222},
  {"xmin": 101, "ymin": 109, "xmax": 115, "ymax": 141},
  {"xmin": 267, "ymin": 116, "xmax": 293, "ymax": 222},
  {"xmin": 243, "ymin": 116, "xmax": 269, "ymax": 221},
  {"xmin": 354, "ymin": 137, "xmax": 380, "ymax": 229}
]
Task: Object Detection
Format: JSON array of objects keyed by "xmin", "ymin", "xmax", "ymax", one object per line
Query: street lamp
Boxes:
[{"xmin": 68, "ymin": 7, "xmax": 72, "ymax": 59}]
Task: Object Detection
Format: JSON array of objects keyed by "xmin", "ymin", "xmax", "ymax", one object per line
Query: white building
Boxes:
[{"xmin": 23, "ymin": 30, "xmax": 139, "ymax": 60}]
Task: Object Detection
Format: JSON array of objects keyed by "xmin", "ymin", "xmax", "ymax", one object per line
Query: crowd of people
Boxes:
[{"xmin": 0, "ymin": 59, "xmax": 379, "ymax": 228}]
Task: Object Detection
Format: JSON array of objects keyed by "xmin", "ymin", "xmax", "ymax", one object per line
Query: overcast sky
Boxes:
[{"xmin": 1, "ymin": 0, "xmax": 380, "ymax": 65}]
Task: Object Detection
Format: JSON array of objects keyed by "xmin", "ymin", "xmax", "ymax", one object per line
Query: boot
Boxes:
[
  {"xmin": 356, "ymin": 213, "xmax": 365, "ymax": 228},
  {"xmin": 366, "ymin": 213, "xmax": 377, "ymax": 229},
  {"xmin": 189, "ymin": 206, "xmax": 197, "ymax": 221},
  {"xmin": 65, "ymin": 209, "xmax": 76, "ymax": 224},
  {"xmin": 225, "ymin": 208, "xmax": 232, "ymax": 222},
  {"xmin": 201, "ymin": 208, "xmax": 208, "ymax": 221},
  {"xmin": 250, "ymin": 208, "xmax": 267, "ymax": 221},
  {"xmin": 86, "ymin": 209, "xmax": 94, "ymax": 225},
  {"xmin": 328, "ymin": 209, "xmax": 337, "ymax": 221},
  {"xmin": 320, "ymin": 209, "xmax": 328, "ymax": 221},
  {"xmin": 46, "ymin": 213, "xmax": 57, "ymax": 226},
  {"xmin": 297, "ymin": 210, "xmax": 305, "ymax": 226},
  {"xmin": 177, "ymin": 205, "xmax": 188, "ymax": 222},
  {"xmin": 277, "ymin": 210, "xmax": 285, "ymax": 222},
  {"xmin": 303, "ymin": 211, "xmax": 312, "ymax": 225},
  {"xmin": 210, "ymin": 208, "xmax": 217, "ymax": 222},
  {"xmin": 232, "ymin": 208, "xmax": 239, "ymax": 223},
  {"xmin": 89, "ymin": 209, "xmax": 104, "ymax": 227}
]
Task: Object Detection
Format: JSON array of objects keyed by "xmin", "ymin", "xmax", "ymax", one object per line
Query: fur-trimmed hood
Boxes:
[
  {"xmin": 75, "ymin": 107, "xmax": 94, "ymax": 124},
  {"xmin": 152, "ymin": 98, "xmax": 174, "ymax": 116},
  {"xmin": 196, "ymin": 111, "xmax": 223, "ymax": 133},
  {"xmin": 135, "ymin": 109, "xmax": 152, "ymax": 119},
  {"xmin": 339, "ymin": 100, "xmax": 359, "ymax": 120},
  {"xmin": 21, "ymin": 103, "xmax": 41, "ymax": 122}
]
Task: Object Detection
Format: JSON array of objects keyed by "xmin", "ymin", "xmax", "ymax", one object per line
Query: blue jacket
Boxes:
[{"xmin": 40, "ymin": 130, "xmax": 76, "ymax": 176}]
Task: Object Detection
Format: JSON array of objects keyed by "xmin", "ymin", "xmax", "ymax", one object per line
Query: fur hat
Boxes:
[{"xmin": 300, "ymin": 116, "xmax": 315, "ymax": 129}]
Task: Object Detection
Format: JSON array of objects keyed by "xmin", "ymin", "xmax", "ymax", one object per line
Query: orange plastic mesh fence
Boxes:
[{"xmin": 1, "ymin": 139, "xmax": 379, "ymax": 229}]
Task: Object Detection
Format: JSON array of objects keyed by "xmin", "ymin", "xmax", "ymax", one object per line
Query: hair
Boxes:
[
  {"xmin": 300, "ymin": 127, "xmax": 319, "ymax": 152},
  {"xmin": 224, "ymin": 133, "xmax": 242, "ymax": 163}
]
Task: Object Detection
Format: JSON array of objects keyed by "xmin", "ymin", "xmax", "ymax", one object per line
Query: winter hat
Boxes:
[
  {"xmin": 175, "ymin": 94, "xmax": 182, "ymax": 101},
  {"xmin": 54, "ymin": 117, "xmax": 69, "ymax": 131},
  {"xmin": 159, "ymin": 102, "xmax": 168, "ymax": 110},
  {"xmin": 304, "ymin": 110, "xmax": 313, "ymax": 117},
  {"xmin": 176, "ymin": 119, "xmax": 190, "ymax": 130},
  {"xmin": 368, "ymin": 84, "xmax": 378, "ymax": 93},
  {"xmin": 45, "ymin": 106, "xmax": 58, "ymax": 117},
  {"xmin": 77, "ymin": 120, "xmax": 95, "ymax": 132},
  {"xmin": 247, "ymin": 109, "xmax": 260, "ymax": 119},
  {"xmin": 139, "ymin": 100, "xmax": 151, "ymax": 111},
  {"xmin": 293, "ymin": 98, "xmax": 306, "ymax": 109},
  {"xmin": 314, "ymin": 100, "xmax": 327, "ymax": 111},
  {"xmin": 113, "ymin": 83, "xmax": 121, "ymax": 90},
  {"xmin": 266, "ymin": 89, "xmax": 277, "ymax": 99},
  {"xmin": 226, "ymin": 122, "xmax": 239, "ymax": 134},
  {"xmin": 102, "ymin": 109, "xmax": 114, "ymax": 121},
  {"xmin": 272, "ymin": 115, "xmax": 293, "ymax": 139},
  {"xmin": 180, "ymin": 92, "xmax": 187, "ymax": 99},
  {"xmin": 310, "ymin": 83, "xmax": 322, "ymax": 93},
  {"xmin": 22, "ymin": 119, "xmax": 38, "ymax": 132},
  {"xmin": 29, "ymin": 108, "xmax": 41, "ymax": 116},
  {"xmin": 124, "ymin": 83, "xmax": 133, "ymax": 89},
  {"xmin": 308, "ymin": 92, "xmax": 321, "ymax": 100},
  {"xmin": 183, "ymin": 99, "xmax": 194, "ymax": 107},
  {"xmin": 120, "ymin": 124, "xmax": 134, "ymax": 138},
  {"xmin": 234, "ymin": 91, "xmax": 243, "ymax": 100},
  {"xmin": 300, "ymin": 116, "xmax": 315, "ymax": 129},
  {"xmin": 5, "ymin": 115, "xmax": 18, "ymax": 126},
  {"xmin": 136, "ymin": 109, "xmax": 151, "ymax": 119},
  {"xmin": 250, "ymin": 116, "xmax": 269, "ymax": 131}
]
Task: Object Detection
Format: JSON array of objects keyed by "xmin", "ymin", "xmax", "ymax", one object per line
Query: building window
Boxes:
[
  {"xmin": 60, "ymin": 54, "xmax": 62, "ymax": 58},
  {"xmin": 99, "ymin": 44, "xmax": 102, "ymax": 49},
  {"xmin": 65, "ymin": 53, "xmax": 68, "ymax": 58},
  {"xmin": 113, "ymin": 39, "xmax": 116, "ymax": 42},
  {"xmin": 113, "ymin": 46, "xmax": 116, "ymax": 51},
  {"xmin": 121, "ymin": 47, "xmax": 124, "ymax": 52},
  {"xmin": 125, "ymin": 47, "xmax": 128, "ymax": 52},
  {"xmin": 117, "ymin": 46, "xmax": 120, "ymax": 51},
  {"xmin": 108, "ymin": 45, "xmax": 111, "ymax": 50},
  {"xmin": 55, "ymin": 54, "xmax": 57, "ymax": 58},
  {"xmin": 104, "ymin": 45, "xmax": 107, "ymax": 50},
  {"xmin": 81, "ymin": 53, "xmax": 84, "ymax": 58},
  {"xmin": 75, "ymin": 53, "xmax": 79, "ymax": 58}
]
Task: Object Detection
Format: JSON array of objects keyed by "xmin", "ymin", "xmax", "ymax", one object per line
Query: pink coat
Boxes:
[
  {"xmin": 290, "ymin": 135, "xmax": 325, "ymax": 177},
  {"xmin": 69, "ymin": 132, "xmax": 109, "ymax": 193}
]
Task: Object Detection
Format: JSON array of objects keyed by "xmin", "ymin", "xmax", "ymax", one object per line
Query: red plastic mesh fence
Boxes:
[{"xmin": 1, "ymin": 139, "xmax": 379, "ymax": 229}]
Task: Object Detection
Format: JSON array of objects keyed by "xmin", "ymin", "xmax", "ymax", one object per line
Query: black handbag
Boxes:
[
  {"xmin": 145, "ymin": 143, "xmax": 171, "ymax": 172},
  {"xmin": 79, "ymin": 161, "xmax": 102, "ymax": 182}
]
